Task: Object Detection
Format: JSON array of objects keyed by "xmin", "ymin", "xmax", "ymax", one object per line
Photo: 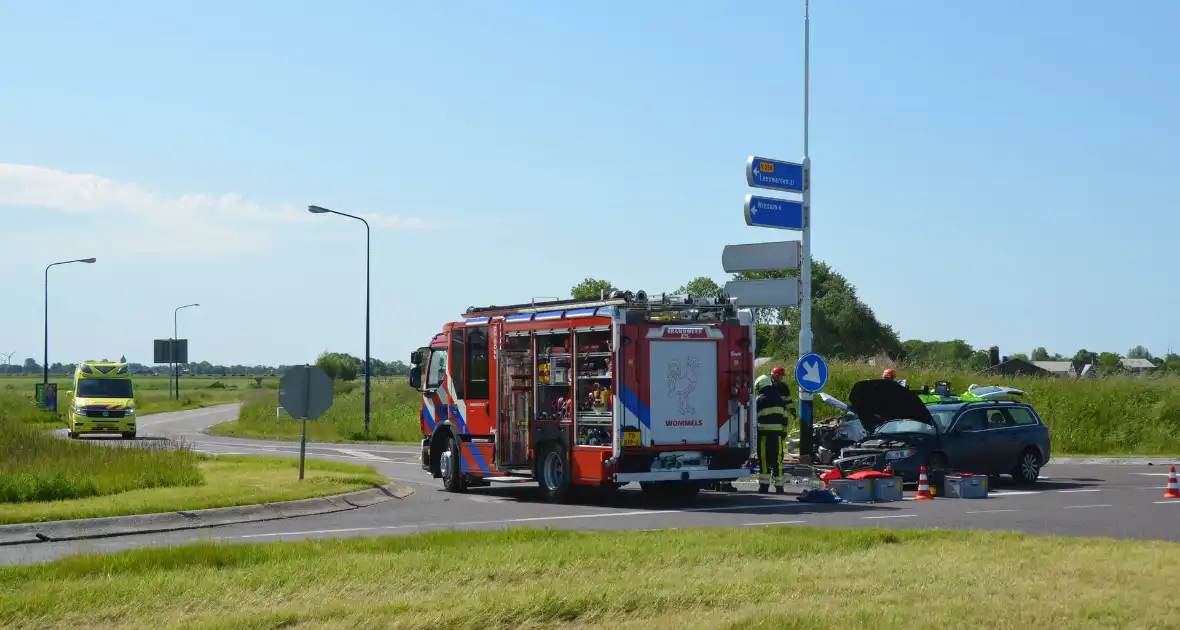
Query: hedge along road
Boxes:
[{"xmin": 11, "ymin": 403, "xmax": 1178, "ymax": 567}]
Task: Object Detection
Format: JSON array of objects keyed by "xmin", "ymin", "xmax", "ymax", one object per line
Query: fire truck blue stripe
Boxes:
[
  {"xmin": 505, "ymin": 313, "xmax": 533, "ymax": 322},
  {"xmin": 464, "ymin": 317, "xmax": 490, "ymax": 325},
  {"xmin": 465, "ymin": 442, "xmax": 492, "ymax": 474},
  {"xmin": 421, "ymin": 403, "xmax": 437, "ymax": 431},
  {"xmin": 620, "ymin": 385, "xmax": 651, "ymax": 428},
  {"xmin": 564, "ymin": 307, "xmax": 596, "ymax": 318}
]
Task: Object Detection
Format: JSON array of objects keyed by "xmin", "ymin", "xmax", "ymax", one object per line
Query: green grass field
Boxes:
[
  {"xmin": 213, "ymin": 358, "xmax": 1180, "ymax": 455},
  {"xmin": 0, "ymin": 398, "xmax": 388, "ymax": 524},
  {"xmin": 1, "ymin": 526, "xmax": 1177, "ymax": 629},
  {"xmin": 208, "ymin": 377, "xmax": 420, "ymax": 444}
]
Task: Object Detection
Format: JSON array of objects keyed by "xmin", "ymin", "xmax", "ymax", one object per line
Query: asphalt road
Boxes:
[{"xmin": 6, "ymin": 404, "xmax": 1178, "ymax": 566}]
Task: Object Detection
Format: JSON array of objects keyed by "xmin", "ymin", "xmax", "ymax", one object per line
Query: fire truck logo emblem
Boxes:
[{"xmin": 666, "ymin": 355, "xmax": 701, "ymax": 415}]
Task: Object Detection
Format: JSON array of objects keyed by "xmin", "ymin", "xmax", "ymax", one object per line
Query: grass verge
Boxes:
[
  {"xmin": 208, "ymin": 378, "xmax": 420, "ymax": 444},
  {"xmin": 0, "ymin": 455, "xmax": 389, "ymax": 525},
  {"xmin": 0, "ymin": 400, "xmax": 388, "ymax": 524},
  {"xmin": 2, "ymin": 526, "xmax": 1178, "ymax": 629}
]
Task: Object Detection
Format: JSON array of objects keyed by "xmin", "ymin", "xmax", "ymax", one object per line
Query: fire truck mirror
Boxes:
[
  {"xmin": 409, "ymin": 366, "xmax": 423, "ymax": 389},
  {"xmin": 410, "ymin": 350, "xmax": 424, "ymax": 365}
]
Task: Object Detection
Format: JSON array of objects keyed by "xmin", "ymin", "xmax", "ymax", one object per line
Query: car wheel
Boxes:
[
  {"xmin": 440, "ymin": 435, "xmax": 466, "ymax": 493},
  {"xmin": 537, "ymin": 444, "xmax": 572, "ymax": 503},
  {"xmin": 1011, "ymin": 449, "xmax": 1041, "ymax": 485}
]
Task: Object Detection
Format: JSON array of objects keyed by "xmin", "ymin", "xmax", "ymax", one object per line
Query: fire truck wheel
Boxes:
[
  {"xmin": 537, "ymin": 444, "xmax": 572, "ymax": 503},
  {"xmin": 440, "ymin": 435, "xmax": 466, "ymax": 493}
]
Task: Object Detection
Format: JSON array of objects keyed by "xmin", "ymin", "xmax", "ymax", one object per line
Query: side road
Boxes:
[{"xmin": 0, "ymin": 482, "xmax": 413, "ymax": 547}]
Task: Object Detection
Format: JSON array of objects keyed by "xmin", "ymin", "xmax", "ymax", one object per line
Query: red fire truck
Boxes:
[{"xmin": 408, "ymin": 290, "xmax": 757, "ymax": 502}]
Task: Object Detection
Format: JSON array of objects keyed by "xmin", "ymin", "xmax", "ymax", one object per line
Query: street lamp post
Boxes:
[
  {"xmin": 44, "ymin": 258, "xmax": 97, "ymax": 387},
  {"xmin": 308, "ymin": 204, "xmax": 371, "ymax": 435},
  {"xmin": 173, "ymin": 303, "xmax": 199, "ymax": 400}
]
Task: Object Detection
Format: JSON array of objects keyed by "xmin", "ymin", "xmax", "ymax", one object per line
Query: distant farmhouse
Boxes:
[{"xmin": 984, "ymin": 353, "xmax": 1157, "ymax": 378}]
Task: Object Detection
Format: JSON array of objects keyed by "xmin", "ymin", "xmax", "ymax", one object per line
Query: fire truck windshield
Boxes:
[{"xmin": 426, "ymin": 350, "xmax": 447, "ymax": 389}]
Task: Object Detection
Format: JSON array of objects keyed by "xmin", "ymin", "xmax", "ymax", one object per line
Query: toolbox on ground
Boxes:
[
  {"xmin": 944, "ymin": 474, "xmax": 988, "ymax": 499},
  {"xmin": 827, "ymin": 478, "xmax": 875, "ymax": 502},
  {"xmin": 871, "ymin": 476, "xmax": 904, "ymax": 502}
]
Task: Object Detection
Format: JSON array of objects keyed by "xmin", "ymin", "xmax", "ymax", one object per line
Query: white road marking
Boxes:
[
  {"xmin": 1056, "ymin": 489, "xmax": 1101, "ymax": 493},
  {"xmin": 1132, "ymin": 473, "xmax": 1174, "ymax": 477},
  {"xmin": 333, "ymin": 448, "xmax": 390, "ymax": 461},
  {"xmin": 1062, "ymin": 504, "xmax": 1111, "ymax": 509},
  {"xmin": 861, "ymin": 514, "xmax": 916, "ymax": 520},
  {"xmin": 989, "ymin": 490, "xmax": 1039, "ymax": 496},
  {"xmin": 1152, "ymin": 500, "xmax": 1180, "ymax": 505},
  {"xmin": 966, "ymin": 509, "xmax": 1016, "ymax": 514},
  {"xmin": 744, "ymin": 520, "xmax": 807, "ymax": 526},
  {"xmin": 226, "ymin": 500, "xmax": 844, "ymax": 540}
]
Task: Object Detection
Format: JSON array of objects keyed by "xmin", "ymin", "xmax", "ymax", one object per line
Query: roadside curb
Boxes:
[
  {"xmin": 0, "ymin": 482, "xmax": 413, "ymax": 547},
  {"xmin": 1049, "ymin": 457, "xmax": 1180, "ymax": 465}
]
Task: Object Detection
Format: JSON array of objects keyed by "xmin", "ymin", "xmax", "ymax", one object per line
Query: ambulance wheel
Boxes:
[
  {"xmin": 537, "ymin": 443, "xmax": 572, "ymax": 503},
  {"xmin": 440, "ymin": 435, "xmax": 466, "ymax": 493}
]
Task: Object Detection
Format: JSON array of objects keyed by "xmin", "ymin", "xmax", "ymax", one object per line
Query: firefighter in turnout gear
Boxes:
[{"xmin": 755, "ymin": 368, "xmax": 796, "ymax": 494}]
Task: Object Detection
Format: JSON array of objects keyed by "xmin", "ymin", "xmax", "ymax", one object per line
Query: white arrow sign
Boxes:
[{"xmin": 800, "ymin": 360, "xmax": 821, "ymax": 383}]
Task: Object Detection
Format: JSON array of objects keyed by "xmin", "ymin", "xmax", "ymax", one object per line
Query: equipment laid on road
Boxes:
[
  {"xmin": 944, "ymin": 473, "xmax": 988, "ymax": 499},
  {"xmin": 826, "ymin": 477, "xmax": 874, "ymax": 502},
  {"xmin": 407, "ymin": 290, "xmax": 757, "ymax": 503},
  {"xmin": 66, "ymin": 360, "xmax": 137, "ymax": 440},
  {"xmin": 1165, "ymin": 464, "xmax": 1180, "ymax": 499}
]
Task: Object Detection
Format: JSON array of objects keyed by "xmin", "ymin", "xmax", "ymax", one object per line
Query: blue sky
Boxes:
[{"xmin": 2, "ymin": 0, "xmax": 1177, "ymax": 367}]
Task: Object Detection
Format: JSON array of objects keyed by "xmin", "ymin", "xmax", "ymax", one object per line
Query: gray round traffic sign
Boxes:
[{"xmin": 278, "ymin": 365, "xmax": 335, "ymax": 420}]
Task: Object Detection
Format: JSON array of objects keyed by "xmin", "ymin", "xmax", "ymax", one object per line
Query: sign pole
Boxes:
[
  {"xmin": 299, "ymin": 364, "xmax": 311, "ymax": 480},
  {"xmin": 797, "ymin": 0, "xmax": 815, "ymax": 463}
]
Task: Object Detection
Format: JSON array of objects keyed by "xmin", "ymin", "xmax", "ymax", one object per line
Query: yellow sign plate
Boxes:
[
  {"xmin": 758, "ymin": 162, "xmax": 774, "ymax": 173},
  {"xmin": 621, "ymin": 430, "xmax": 642, "ymax": 448}
]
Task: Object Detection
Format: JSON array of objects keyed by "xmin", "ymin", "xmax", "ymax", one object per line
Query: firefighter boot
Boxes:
[
  {"xmin": 758, "ymin": 483, "xmax": 770, "ymax": 494},
  {"xmin": 775, "ymin": 484, "xmax": 786, "ymax": 494}
]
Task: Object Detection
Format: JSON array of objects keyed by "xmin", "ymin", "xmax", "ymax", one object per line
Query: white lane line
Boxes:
[
  {"xmin": 1132, "ymin": 473, "xmax": 1174, "ymax": 477},
  {"xmin": 744, "ymin": 520, "xmax": 807, "ymax": 526},
  {"xmin": 861, "ymin": 514, "xmax": 916, "ymax": 520},
  {"xmin": 1153, "ymin": 500, "xmax": 1180, "ymax": 505},
  {"xmin": 966, "ymin": 509, "xmax": 1017, "ymax": 514},
  {"xmin": 1056, "ymin": 489, "xmax": 1101, "ymax": 493},
  {"xmin": 227, "ymin": 500, "xmax": 860, "ymax": 540},
  {"xmin": 989, "ymin": 490, "xmax": 1039, "ymax": 496},
  {"xmin": 1062, "ymin": 504, "xmax": 1112, "ymax": 509},
  {"xmin": 333, "ymin": 448, "xmax": 391, "ymax": 461}
]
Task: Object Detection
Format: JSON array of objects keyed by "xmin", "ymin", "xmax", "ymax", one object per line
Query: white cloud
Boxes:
[{"xmin": 0, "ymin": 162, "xmax": 435, "ymax": 256}]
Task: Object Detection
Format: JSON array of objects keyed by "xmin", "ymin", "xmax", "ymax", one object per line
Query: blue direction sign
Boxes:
[
  {"xmin": 746, "ymin": 156, "xmax": 804, "ymax": 194},
  {"xmin": 744, "ymin": 195, "xmax": 804, "ymax": 231},
  {"xmin": 794, "ymin": 352, "xmax": 829, "ymax": 394}
]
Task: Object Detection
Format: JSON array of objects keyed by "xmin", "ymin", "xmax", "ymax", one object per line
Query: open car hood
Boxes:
[{"xmin": 847, "ymin": 379, "xmax": 935, "ymax": 433}]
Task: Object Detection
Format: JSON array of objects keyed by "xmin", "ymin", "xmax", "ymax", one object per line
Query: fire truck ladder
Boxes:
[{"xmin": 462, "ymin": 290, "xmax": 736, "ymax": 320}]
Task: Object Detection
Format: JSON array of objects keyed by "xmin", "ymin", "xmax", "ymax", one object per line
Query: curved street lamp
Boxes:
[
  {"xmin": 309, "ymin": 205, "xmax": 372, "ymax": 434},
  {"xmin": 44, "ymin": 258, "xmax": 97, "ymax": 385},
  {"xmin": 173, "ymin": 303, "xmax": 200, "ymax": 399}
]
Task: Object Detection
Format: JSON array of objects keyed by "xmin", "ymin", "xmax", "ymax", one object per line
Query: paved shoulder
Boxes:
[{"xmin": 0, "ymin": 482, "xmax": 412, "ymax": 547}]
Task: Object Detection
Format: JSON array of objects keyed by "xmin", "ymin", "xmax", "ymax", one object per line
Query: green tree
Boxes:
[
  {"xmin": 1073, "ymin": 349, "xmax": 1098, "ymax": 365},
  {"xmin": 570, "ymin": 278, "xmax": 616, "ymax": 300},
  {"xmin": 1030, "ymin": 347, "xmax": 1051, "ymax": 361},
  {"xmin": 1127, "ymin": 345, "xmax": 1153, "ymax": 360},
  {"xmin": 675, "ymin": 276, "xmax": 724, "ymax": 300},
  {"xmin": 732, "ymin": 260, "xmax": 900, "ymax": 360},
  {"xmin": 1012, "ymin": 352, "xmax": 1029, "ymax": 360},
  {"xmin": 315, "ymin": 351, "xmax": 359, "ymax": 381},
  {"xmin": 1097, "ymin": 352, "xmax": 1123, "ymax": 374}
]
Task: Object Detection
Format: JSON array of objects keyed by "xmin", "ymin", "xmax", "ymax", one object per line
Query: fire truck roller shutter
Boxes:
[{"xmin": 647, "ymin": 339, "xmax": 720, "ymax": 446}]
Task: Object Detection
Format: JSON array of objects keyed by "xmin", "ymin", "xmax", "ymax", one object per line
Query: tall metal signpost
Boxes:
[{"xmin": 722, "ymin": 0, "xmax": 826, "ymax": 465}]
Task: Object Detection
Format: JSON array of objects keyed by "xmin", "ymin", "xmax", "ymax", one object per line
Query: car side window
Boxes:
[
  {"xmin": 1004, "ymin": 407, "xmax": 1039, "ymax": 426},
  {"xmin": 954, "ymin": 410, "xmax": 986, "ymax": 432},
  {"xmin": 985, "ymin": 409, "xmax": 1010, "ymax": 429}
]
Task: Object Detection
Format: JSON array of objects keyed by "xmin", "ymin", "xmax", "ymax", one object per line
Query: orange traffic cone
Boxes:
[
  {"xmin": 1164, "ymin": 464, "xmax": 1180, "ymax": 499},
  {"xmin": 915, "ymin": 465, "xmax": 933, "ymax": 500}
]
